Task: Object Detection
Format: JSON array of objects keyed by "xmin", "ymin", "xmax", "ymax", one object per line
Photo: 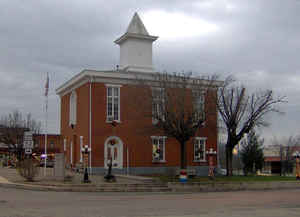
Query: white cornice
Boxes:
[
  {"xmin": 56, "ymin": 69, "xmax": 223, "ymax": 97},
  {"xmin": 114, "ymin": 33, "xmax": 158, "ymax": 45},
  {"xmin": 56, "ymin": 69, "xmax": 155, "ymax": 97}
]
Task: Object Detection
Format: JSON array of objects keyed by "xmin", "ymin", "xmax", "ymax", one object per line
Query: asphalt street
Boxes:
[{"xmin": 0, "ymin": 187, "xmax": 300, "ymax": 217}]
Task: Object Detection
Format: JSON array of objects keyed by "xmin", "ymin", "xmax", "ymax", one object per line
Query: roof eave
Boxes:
[
  {"xmin": 55, "ymin": 70, "xmax": 88, "ymax": 96},
  {"xmin": 114, "ymin": 33, "xmax": 158, "ymax": 45}
]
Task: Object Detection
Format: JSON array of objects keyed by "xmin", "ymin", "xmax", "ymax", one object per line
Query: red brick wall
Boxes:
[
  {"xmin": 60, "ymin": 81, "xmax": 218, "ymax": 168},
  {"xmin": 60, "ymin": 83, "xmax": 90, "ymax": 166}
]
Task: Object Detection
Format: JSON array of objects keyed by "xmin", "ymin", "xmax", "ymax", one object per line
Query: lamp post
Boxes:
[
  {"xmin": 80, "ymin": 136, "xmax": 83, "ymax": 163},
  {"xmin": 81, "ymin": 145, "xmax": 91, "ymax": 183},
  {"xmin": 206, "ymin": 148, "xmax": 217, "ymax": 180},
  {"xmin": 292, "ymin": 151, "xmax": 300, "ymax": 180},
  {"xmin": 104, "ymin": 120, "xmax": 118, "ymax": 182}
]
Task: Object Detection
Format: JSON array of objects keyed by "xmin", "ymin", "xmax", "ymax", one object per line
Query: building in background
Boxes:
[
  {"xmin": 263, "ymin": 145, "xmax": 300, "ymax": 174},
  {"xmin": 33, "ymin": 134, "xmax": 62, "ymax": 156}
]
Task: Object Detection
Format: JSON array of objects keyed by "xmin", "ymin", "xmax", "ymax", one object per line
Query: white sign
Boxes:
[
  {"xmin": 25, "ymin": 148, "xmax": 32, "ymax": 155},
  {"xmin": 23, "ymin": 140, "xmax": 34, "ymax": 149},
  {"xmin": 23, "ymin": 131, "xmax": 33, "ymax": 149},
  {"xmin": 24, "ymin": 131, "xmax": 33, "ymax": 140}
]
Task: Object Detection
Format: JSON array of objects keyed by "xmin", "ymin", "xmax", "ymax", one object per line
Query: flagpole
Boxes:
[
  {"xmin": 44, "ymin": 96, "xmax": 48, "ymax": 176},
  {"xmin": 44, "ymin": 72, "xmax": 49, "ymax": 176}
]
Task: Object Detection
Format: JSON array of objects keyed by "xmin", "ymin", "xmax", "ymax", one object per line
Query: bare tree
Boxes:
[
  {"xmin": 0, "ymin": 110, "xmax": 42, "ymax": 159},
  {"xmin": 217, "ymin": 77, "xmax": 287, "ymax": 176},
  {"xmin": 132, "ymin": 72, "xmax": 219, "ymax": 169},
  {"xmin": 271, "ymin": 135, "xmax": 300, "ymax": 147}
]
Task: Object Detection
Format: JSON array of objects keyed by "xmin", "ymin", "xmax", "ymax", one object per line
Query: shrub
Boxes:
[{"xmin": 17, "ymin": 158, "xmax": 39, "ymax": 181}]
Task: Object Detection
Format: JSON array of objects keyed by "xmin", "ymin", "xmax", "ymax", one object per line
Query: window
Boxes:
[
  {"xmin": 193, "ymin": 91, "xmax": 205, "ymax": 121},
  {"xmin": 63, "ymin": 139, "xmax": 66, "ymax": 152},
  {"xmin": 50, "ymin": 141, "xmax": 54, "ymax": 149},
  {"xmin": 69, "ymin": 91, "xmax": 77, "ymax": 126},
  {"xmin": 106, "ymin": 85, "xmax": 120, "ymax": 122},
  {"xmin": 194, "ymin": 137, "xmax": 207, "ymax": 162},
  {"xmin": 151, "ymin": 136, "xmax": 166, "ymax": 162},
  {"xmin": 152, "ymin": 88, "xmax": 165, "ymax": 124},
  {"xmin": 70, "ymin": 141, "xmax": 73, "ymax": 165},
  {"xmin": 80, "ymin": 136, "xmax": 83, "ymax": 163}
]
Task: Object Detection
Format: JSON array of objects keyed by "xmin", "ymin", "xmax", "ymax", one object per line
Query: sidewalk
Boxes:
[
  {"xmin": 0, "ymin": 167, "xmax": 170, "ymax": 192},
  {"xmin": 1, "ymin": 167, "xmax": 300, "ymax": 193},
  {"xmin": 0, "ymin": 167, "xmax": 146, "ymax": 185},
  {"xmin": 0, "ymin": 176, "xmax": 10, "ymax": 184}
]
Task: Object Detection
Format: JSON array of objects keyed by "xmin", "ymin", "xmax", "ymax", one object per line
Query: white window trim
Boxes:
[
  {"xmin": 104, "ymin": 136, "xmax": 124, "ymax": 169},
  {"xmin": 151, "ymin": 87, "xmax": 165, "ymax": 125},
  {"xmin": 192, "ymin": 90, "xmax": 205, "ymax": 121},
  {"xmin": 63, "ymin": 139, "xmax": 66, "ymax": 152},
  {"xmin": 105, "ymin": 84, "xmax": 122, "ymax": 88},
  {"xmin": 80, "ymin": 136, "xmax": 83, "ymax": 163},
  {"xmin": 69, "ymin": 91, "xmax": 77, "ymax": 126},
  {"xmin": 151, "ymin": 136, "xmax": 167, "ymax": 163},
  {"xmin": 106, "ymin": 84, "xmax": 122, "ymax": 123},
  {"xmin": 193, "ymin": 137, "xmax": 207, "ymax": 162},
  {"xmin": 70, "ymin": 141, "xmax": 73, "ymax": 165}
]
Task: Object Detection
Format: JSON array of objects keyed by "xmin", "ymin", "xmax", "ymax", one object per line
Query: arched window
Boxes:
[{"xmin": 69, "ymin": 91, "xmax": 77, "ymax": 126}]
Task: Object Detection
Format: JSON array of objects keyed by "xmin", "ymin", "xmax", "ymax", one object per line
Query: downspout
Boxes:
[
  {"xmin": 217, "ymin": 114, "xmax": 220, "ymax": 169},
  {"xmin": 89, "ymin": 76, "xmax": 93, "ymax": 174},
  {"xmin": 127, "ymin": 146, "xmax": 129, "ymax": 175}
]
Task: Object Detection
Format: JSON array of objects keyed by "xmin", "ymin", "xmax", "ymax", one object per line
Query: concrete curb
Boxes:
[
  {"xmin": 168, "ymin": 181, "xmax": 300, "ymax": 192},
  {"xmin": 115, "ymin": 174, "xmax": 156, "ymax": 182},
  {"xmin": 0, "ymin": 182, "xmax": 171, "ymax": 192},
  {"xmin": 1, "ymin": 180, "xmax": 300, "ymax": 193}
]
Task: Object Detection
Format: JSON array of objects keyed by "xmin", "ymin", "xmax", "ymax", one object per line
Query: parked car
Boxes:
[
  {"xmin": 216, "ymin": 167, "xmax": 227, "ymax": 175},
  {"xmin": 39, "ymin": 159, "xmax": 54, "ymax": 168}
]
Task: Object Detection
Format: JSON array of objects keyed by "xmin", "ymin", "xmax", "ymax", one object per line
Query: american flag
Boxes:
[{"xmin": 45, "ymin": 72, "xmax": 49, "ymax": 97}]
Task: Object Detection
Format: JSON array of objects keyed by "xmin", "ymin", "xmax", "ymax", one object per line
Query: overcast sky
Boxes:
[{"xmin": 0, "ymin": 0, "xmax": 299, "ymax": 144}]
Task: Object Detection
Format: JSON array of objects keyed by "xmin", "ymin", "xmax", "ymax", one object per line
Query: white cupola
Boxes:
[{"xmin": 114, "ymin": 12, "xmax": 158, "ymax": 73}]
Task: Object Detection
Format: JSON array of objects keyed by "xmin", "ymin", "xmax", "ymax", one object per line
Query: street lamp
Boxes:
[
  {"xmin": 103, "ymin": 120, "xmax": 118, "ymax": 182},
  {"xmin": 206, "ymin": 147, "xmax": 217, "ymax": 180},
  {"xmin": 81, "ymin": 145, "xmax": 91, "ymax": 183},
  {"xmin": 292, "ymin": 151, "xmax": 300, "ymax": 158}
]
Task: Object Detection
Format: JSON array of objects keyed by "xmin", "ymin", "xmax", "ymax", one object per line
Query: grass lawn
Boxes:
[{"xmin": 157, "ymin": 175, "xmax": 297, "ymax": 183}]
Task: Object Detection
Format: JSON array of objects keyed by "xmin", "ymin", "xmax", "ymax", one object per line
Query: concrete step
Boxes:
[
  {"xmin": 38, "ymin": 183, "xmax": 171, "ymax": 192},
  {"xmin": 0, "ymin": 182, "xmax": 172, "ymax": 192},
  {"xmin": 96, "ymin": 183, "xmax": 168, "ymax": 187},
  {"xmin": 94, "ymin": 187, "xmax": 172, "ymax": 192}
]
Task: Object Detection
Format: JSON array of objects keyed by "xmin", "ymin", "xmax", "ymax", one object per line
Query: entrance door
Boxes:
[{"xmin": 104, "ymin": 136, "xmax": 123, "ymax": 169}]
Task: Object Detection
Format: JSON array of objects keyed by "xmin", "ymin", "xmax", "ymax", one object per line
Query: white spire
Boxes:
[
  {"xmin": 126, "ymin": 12, "xmax": 149, "ymax": 35},
  {"xmin": 114, "ymin": 12, "xmax": 158, "ymax": 73}
]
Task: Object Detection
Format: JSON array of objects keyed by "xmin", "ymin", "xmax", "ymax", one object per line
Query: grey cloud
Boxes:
[{"xmin": 0, "ymin": 0, "xmax": 299, "ymax": 142}]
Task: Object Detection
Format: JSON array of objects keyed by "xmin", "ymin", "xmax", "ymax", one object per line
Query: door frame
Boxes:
[{"xmin": 104, "ymin": 136, "xmax": 123, "ymax": 169}]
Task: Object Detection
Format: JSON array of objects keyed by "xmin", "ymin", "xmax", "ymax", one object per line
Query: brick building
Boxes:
[
  {"xmin": 263, "ymin": 145, "xmax": 300, "ymax": 174},
  {"xmin": 56, "ymin": 13, "xmax": 219, "ymax": 175},
  {"xmin": 33, "ymin": 134, "xmax": 62, "ymax": 156}
]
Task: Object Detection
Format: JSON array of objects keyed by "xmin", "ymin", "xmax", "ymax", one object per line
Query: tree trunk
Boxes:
[
  {"xmin": 226, "ymin": 145, "xmax": 232, "ymax": 176},
  {"xmin": 226, "ymin": 145, "xmax": 229, "ymax": 176},
  {"xmin": 180, "ymin": 142, "xmax": 187, "ymax": 169}
]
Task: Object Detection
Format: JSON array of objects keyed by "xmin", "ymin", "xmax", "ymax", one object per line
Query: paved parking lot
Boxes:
[{"xmin": 0, "ymin": 187, "xmax": 300, "ymax": 217}]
